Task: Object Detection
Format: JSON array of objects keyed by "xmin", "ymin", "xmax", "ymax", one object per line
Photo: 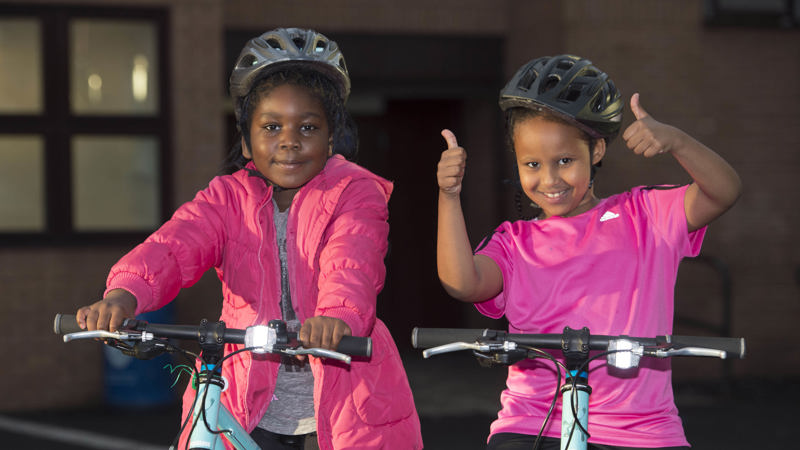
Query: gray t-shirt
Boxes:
[{"xmin": 257, "ymin": 201, "xmax": 316, "ymax": 435}]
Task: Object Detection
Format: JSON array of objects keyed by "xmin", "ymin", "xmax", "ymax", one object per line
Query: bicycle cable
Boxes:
[
  {"xmin": 516, "ymin": 346, "xmax": 567, "ymax": 450},
  {"xmin": 177, "ymin": 345, "xmax": 276, "ymax": 449},
  {"xmin": 561, "ymin": 349, "xmax": 630, "ymax": 448}
]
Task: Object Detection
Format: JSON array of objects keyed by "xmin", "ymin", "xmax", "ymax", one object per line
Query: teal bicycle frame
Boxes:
[
  {"xmin": 184, "ymin": 364, "xmax": 259, "ymax": 450},
  {"xmin": 560, "ymin": 369, "xmax": 590, "ymax": 450}
]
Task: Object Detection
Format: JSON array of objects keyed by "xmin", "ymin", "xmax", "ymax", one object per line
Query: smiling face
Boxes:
[
  {"xmin": 242, "ymin": 83, "xmax": 331, "ymax": 208},
  {"xmin": 513, "ymin": 115, "xmax": 605, "ymax": 219}
]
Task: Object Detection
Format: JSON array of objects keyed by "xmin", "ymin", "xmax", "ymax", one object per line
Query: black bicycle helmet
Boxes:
[
  {"xmin": 229, "ymin": 28, "xmax": 350, "ymax": 122},
  {"xmin": 499, "ymin": 55, "xmax": 623, "ymax": 142}
]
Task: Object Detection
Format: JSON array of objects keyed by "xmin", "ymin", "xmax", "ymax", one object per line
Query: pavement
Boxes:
[{"xmin": 1, "ymin": 351, "xmax": 795, "ymax": 449}]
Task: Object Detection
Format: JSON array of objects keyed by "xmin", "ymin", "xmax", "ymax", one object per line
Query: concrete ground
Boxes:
[{"xmin": 1, "ymin": 351, "xmax": 794, "ymax": 449}]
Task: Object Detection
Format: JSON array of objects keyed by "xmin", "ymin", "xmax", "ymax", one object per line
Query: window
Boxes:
[
  {"xmin": 0, "ymin": 5, "xmax": 169, "ymax": 244},
  {"xmin": 705, "ymin": 0, "xmax": 799, "ymax": 28}
]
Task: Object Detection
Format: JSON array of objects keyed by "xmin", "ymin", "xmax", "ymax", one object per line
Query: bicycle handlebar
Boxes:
[
  {"xmin": 411, "ymin": 327, "xmax": 745, "ymax": 362},
  {"xmin": 54, "ymin": 314, "xmax": 372, "ymax": 363}
]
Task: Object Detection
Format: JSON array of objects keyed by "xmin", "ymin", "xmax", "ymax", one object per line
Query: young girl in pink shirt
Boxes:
[{"xmin": 436, "ymin": 55, "xmax": 741, "ymax": 449}]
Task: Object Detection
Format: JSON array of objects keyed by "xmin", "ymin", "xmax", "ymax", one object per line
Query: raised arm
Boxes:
[
  {"xmin": 437, "ymin": 129, "xmax": 503, "ymax": 303},
  {"xmin": 622, "ymin": 93, "xmax": 742, "ymax": 232}
]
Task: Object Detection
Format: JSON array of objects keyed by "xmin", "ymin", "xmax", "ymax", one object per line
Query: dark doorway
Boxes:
[{"xmin": 355, "ymin": 99, "xmax": 463, "ymax": 349}]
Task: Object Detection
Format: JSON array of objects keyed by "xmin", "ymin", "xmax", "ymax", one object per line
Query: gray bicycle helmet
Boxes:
[
  {"xmin": 229, "ymin": 28, "xmax": 350, "ymax": 122},
  {"xmin": 499, "ymin": 55, "xmax": 623, "ymax": 141}
]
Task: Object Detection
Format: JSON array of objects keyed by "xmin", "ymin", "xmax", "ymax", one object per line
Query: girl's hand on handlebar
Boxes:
[
  {"xmin": 299, "ymin": 316, "xmax": 352, "ymax": 355},
  {"xmin": 76, "ymin": 289, "xmax": 137, "ymax": 332}
]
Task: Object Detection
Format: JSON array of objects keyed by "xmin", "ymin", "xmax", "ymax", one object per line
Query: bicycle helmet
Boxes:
[
  {"xmin": 229, "ymin": 28, "xmax": 350, "ymax": 122},
  {"xmin": 499, "ymin": 55, "xmax": 623, "ymax": 142}
]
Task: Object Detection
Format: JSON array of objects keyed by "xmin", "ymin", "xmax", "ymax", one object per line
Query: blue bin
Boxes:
[{"xmin": 103, "ymin": 304, "xmax": 178, "ymax": 407}]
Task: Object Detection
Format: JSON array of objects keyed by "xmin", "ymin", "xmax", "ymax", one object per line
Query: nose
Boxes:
[
  {"xmin": 280, "ymin": 128, "xmax": 300, "ymax": 150},
  {"xmin": 541, "ymin": 164, "xmax": 560, "ymax": 187}
]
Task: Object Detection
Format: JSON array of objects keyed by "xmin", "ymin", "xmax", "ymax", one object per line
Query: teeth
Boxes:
[{"xmin": 543, "ymin": 191, "xmax": 565, "ymax": 199}]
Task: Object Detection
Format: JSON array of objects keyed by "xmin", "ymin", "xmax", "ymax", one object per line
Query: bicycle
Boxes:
[
  {"xmin": 53, "ymin": 313, "xmax": 372, "ymax": 450},
  {"xmin": 411, "ymin": 326, "xmax": 746, "ymax": 450}
]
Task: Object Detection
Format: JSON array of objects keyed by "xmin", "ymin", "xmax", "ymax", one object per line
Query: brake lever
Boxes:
[
  {"xmin": 63, "ymin": 330, "xmax": 150, "ymax": 343},
  {"xmin": 283, "ymin": 347, "xmax": 352, "ymax": 364},
  {"xmin": 63, "ymin": 330, "xmax": 130, "ymax": 342},
  {"xmin": 647, "ymin": 347, "xmax": 728, "ymax": 359},
  {"xmin": 422, "ymin": 341, "xmax": 516, "ymax": 358}
]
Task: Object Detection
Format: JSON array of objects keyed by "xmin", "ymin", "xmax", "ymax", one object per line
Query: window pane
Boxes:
[
  {"xmin": 70, "ymin": 19, "xmax": 159, "ymax": 115},
  {"xmin": 72, "ymin": 135, "xmax": 159, "ymax": 231},
  {"xmin": 0, "ymin": 19, "xmax": 42, "ymax": 114},
  {"xmin": 0, "ymin": 135, "xmax": 45, "ymax": 231},
  {"xmin": 714, "ymin": 0, "xmax": 786, "ymax": 11}
]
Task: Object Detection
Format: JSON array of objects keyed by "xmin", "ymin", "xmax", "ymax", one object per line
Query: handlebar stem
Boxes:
[
  {"xmin": 562, "ymin": 327, "xmax": 591, "ymax": 370},
  {"xmin": 197, "ymin": 319, "xmax": 226, "ymax": 365}
]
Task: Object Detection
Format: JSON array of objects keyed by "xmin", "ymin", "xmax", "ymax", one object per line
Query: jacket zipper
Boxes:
[{"xmin": 244, "ymin": 192, "xmax": 273, "ymax": 431}]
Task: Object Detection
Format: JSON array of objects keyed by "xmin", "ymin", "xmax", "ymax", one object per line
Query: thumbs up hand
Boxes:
[
  {"xmin": 438, "ymin": 129, "xmax": 467, "ymax": 196},
  {"xmin": 622, "ymin": 93, "xmax": 685, "ymax": 158}
]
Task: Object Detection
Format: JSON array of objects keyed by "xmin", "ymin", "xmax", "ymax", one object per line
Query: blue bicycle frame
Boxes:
[
  {"xmin": 560, "ymin": 370, "xmax": 590, "ymax": 450},
  {"xmin": 177, "ymin": 364, "xmax": 256, "ymax": 450},
  {"xmin": 182, "ymin": 364, "xmax": 259, "ymax": 450}
]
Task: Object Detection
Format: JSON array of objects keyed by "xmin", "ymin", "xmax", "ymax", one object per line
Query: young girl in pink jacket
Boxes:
[{"xmin": 76, "ymin": 28, "xmax": 422, "ymax": 450}]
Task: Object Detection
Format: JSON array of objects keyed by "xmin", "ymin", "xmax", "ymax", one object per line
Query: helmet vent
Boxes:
[
  {"xmin": 539, "ymin": 75, "xmax": 560, "ymax": 94},
  {"xmin": 517, "ymin": 67, "xmax": 538, "ymax": 91},
  {"xmin": 562, "ymin": 85, "xmax": 583, "ymax": 102},
  {"xmin": 557, "ymin": 60, "xmax": 574, "ymax": 70},
  {"xmin": 314, "ymin": 40, "xmax": 327, "ymax": 53},
  {"xmin": 292, "ymin": 37, "xmax": 306, "ymax": 49},
  {"xmin": 266, "ymin": 38, "xmax": 283, "ymax": 50},
  {"xmin": 591, "ymin": 96, "xmax": 604, "ymax": 112},
  {"xmin": 240, "ymin": 55, "xmax": 257, "ymax": 67}
]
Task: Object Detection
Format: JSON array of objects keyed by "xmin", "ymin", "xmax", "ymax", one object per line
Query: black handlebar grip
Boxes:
[
  {"xmin": 337, "ymin": 335, "xmax": 372, "ymax": 357},
  {"xmin": 54, "ymin": 314, "xmax": 83, "ymax": 334},
  {"xmin": 411, "ymin": 327, "xmax": 492, "ymax": 349},
  {"xmin": 669, "ymin": 335, "xmax": 746, "ymax": 359}
]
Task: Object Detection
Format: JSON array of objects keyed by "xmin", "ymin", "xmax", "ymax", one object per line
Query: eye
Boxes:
[
  {"xmin": 300, "ymin": 124, "xmax": 318, "ymax": 133},
  {"xmin": 525, "ymin": 161, "xmax": 539, "ymax": 169},
  {"xmin": 558, "ymin": 157, "xmax": 572, "ymax": 165},
  {"xmin": 263, "ymin": 123, "xmax": 280, "ymax": 132}
]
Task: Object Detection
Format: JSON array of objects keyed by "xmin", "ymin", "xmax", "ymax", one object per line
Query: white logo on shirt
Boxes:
[{"xmin": 600, "ymin": 211, "xmax": 619, "ymax": 222}]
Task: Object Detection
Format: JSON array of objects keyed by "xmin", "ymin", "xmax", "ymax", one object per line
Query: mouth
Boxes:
[
  {"xmin": 539, "ymin": 189, "xmax": 569, "ymax": 201},
  {"xmin": 273, "ymin": 160, "xmax": 304, "ymax": 169}
]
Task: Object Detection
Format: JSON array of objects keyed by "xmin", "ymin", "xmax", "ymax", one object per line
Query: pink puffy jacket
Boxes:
[{"xmin": 105, "ymin": 155, "xmax": 423, "ymax": 449}]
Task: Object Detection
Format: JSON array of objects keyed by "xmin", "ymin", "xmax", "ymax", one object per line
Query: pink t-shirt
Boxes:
[{"xmin": 476, "ymin": 185, "xmax": 705, "ymax": 448}]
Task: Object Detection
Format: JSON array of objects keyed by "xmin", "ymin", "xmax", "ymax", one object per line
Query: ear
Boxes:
[
  {"xmin": 328, "ymin": 138, "xmax": 333, "ymax": 157},
  {"xmin": 591, "ymin": 138, "xmax": 606, "ymax": 165},
  {"xmin": 241, "ymin": 136, "xmax": 252, "ymax": 159}
]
